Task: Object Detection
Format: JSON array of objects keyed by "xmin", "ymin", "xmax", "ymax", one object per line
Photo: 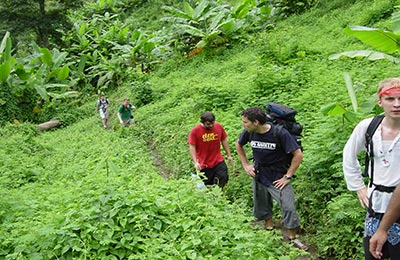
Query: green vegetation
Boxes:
[{"xmin": 1, "ymin": 0, "xmax": 400, "ymax": 259}]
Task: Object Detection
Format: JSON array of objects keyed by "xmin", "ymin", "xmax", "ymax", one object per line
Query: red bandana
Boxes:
[{"xmin": 378, "ymin": 86, "xmax": 400, "ymax": 97}]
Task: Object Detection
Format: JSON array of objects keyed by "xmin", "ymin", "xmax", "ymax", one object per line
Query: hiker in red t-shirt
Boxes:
[{"xmin": 188, "ymin": 112, "xmax": 232, "ymax": 188}]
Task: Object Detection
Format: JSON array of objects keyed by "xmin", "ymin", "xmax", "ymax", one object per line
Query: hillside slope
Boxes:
[
  {"xmin": 129, "ymin": 0, "xmax": 400, "ymax": 258},
  {"xmin": 2, "ymin": 0, "xmax": 400, "ymax": 259}
]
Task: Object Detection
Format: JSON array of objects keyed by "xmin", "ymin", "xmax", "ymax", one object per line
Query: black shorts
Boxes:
[{"xmin": 200, "ymin": 161, "xmax": 229, "ymax": 186}]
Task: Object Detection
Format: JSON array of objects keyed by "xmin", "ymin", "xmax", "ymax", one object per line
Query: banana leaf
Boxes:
[
  {"xmin": 344, "ymin": 26, "xmax": 400, "ymax": 54},
  {"xmin": 329, "ymin": 50, "xmax": 400, "ymax": 63}
]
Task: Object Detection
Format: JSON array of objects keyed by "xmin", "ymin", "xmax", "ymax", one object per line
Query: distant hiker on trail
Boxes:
[
  {"xmin": 235, "ymin": 106, "xmax": 307, "ymax": 250},
  {"xmin": 188, "ymin": 112, "xmax": 232, "ymax": 188},
  {"xmin": 96, "ymin": 92, "xmax": 109, "ymax": 129},
  {"xmin": 117, "ymin": 98, "xmax": 135, "ymax": 127},
  {"xmin": 369, "ymin": 184, "xmax": 400, "ymax": 259},
  {"xmin": 343, "ymin": 78, "xmax": 400, "ymax": 260}
]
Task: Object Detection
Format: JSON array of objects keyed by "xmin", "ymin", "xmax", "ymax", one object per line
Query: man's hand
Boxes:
[
  {"xmin": 244, "ymin": 164, "xmax": 256, "ymax": 177},
  {"xmin": 369, "ymin": 229, "xmax": 387, "ymax": 259},
  {"xmin": 357, "ymin": 187, "xmax": 369, "ymax": 208},
  {"xmin": 194, "ymin": 162, "xmax": 201, "ymax": 171},
  {"xmin": 227, "ymin": 155, "xmax": 233, "ymax": 164},
  {"xmin": 273, "ymin": 177, "xmax": 290, "ymax": 190}
]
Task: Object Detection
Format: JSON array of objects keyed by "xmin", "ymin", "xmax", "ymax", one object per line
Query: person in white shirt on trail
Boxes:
[
  {"xmin": 343, "ymin": 78, "xmax": 400, "ymax": 260},
  {"xmin": 96, "ymin": 93, "xmax": 110, "ymax": 129}
]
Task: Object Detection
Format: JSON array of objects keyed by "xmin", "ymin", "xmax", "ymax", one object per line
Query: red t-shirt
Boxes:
[{"xmin": 188, "ymin": 122, "xmax": 227, "ymax": 169}]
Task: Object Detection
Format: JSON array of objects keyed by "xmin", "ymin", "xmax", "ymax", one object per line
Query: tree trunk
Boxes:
[
  {"xmin": 37, "ymin": 0, "xmax": 49, "ymax": 47},
  {"xmin": 37, "ymin": 120, "xmax": 60, "ymax": 131}
]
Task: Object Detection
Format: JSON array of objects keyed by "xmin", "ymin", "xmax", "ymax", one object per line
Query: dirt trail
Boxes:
[{"xmin": 148, "ymin": 140, "xmax": 172, "ymax": 179}]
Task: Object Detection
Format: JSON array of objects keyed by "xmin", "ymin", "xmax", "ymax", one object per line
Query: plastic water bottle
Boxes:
[{"xmin": 189, "ymin": 172, "xmax": 206, "ymax": 189}]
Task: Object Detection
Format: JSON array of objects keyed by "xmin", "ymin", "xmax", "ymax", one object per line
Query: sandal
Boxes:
[
  {"xmin": 265, "ymin": 226, "xmax": 274, "ymax": 231},
  {"xmin": 290, "ymin": 238, "xmax": 309, "ymax": 251}
]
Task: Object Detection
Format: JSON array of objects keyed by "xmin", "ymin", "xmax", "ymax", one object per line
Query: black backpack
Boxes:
[
  {"xmin": 364, "ymin": 114, "xmax": 384, "ymax": 187},
  {"xmin": 265, "ymin": 102, "xmax": 303, "ymax": 149}
]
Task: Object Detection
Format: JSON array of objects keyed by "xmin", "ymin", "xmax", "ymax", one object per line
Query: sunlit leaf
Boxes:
[
  {"xmin": 193, "ymin": 0, "xmax": 209, "ymax": 20},
  {"xmin": 221, "ymin": 20, "xmax": 237, "ymax": 33},
  {"xmin": 390, "ymin": 11, "xmax": 400, "ymax": 34},
  {"xmin": 210, "ymin": 12, "xmax": 225, "ymax": 31},
  {"xmin": 47, "ymin": 91, "xmax": 80, "ymax": 99},
  {"xmin": 40, "ymin": 48, "xmax": 53, "ymax": 67},
  {"xmin": 0, "ymin": 31, "xmax": 12, "ymax": 61},
  {"xmin": 183, "ymin": 2, "xmax": 195, "ymax": 19},
  {"xmin": 78, "ymin": 22, "xmax": 87, "ymax": 37},
  {"xmin": 53, "ymin": 51, "xmax": 68, "ymax": 68},
  {"xmin": 131, "ymin": 30, "xmax": 142, "ymax": 41},
  {"xmin": 195, "ymin": 40, "xmax": 207, "ymax": 48},
  {"xmin": 321, "ymin": 103, "xmax": 346, "ymax": 116},
  {"xmin": 15, "ymin": 65, "xmax": 31, "ymax": 80},
  {"xmin": 343, "ymin": 111, "xmax": 360, "ymax": 123},
  {"xmin": 143, "ymin": 42, "xmax": 156, "ymax": 53},
  {"xmin": 232, "ymin": 0, "xmax": 255, "ymax": 18},
  {"xmin": 343, "ymin": 73, "xmax": 358, "ymax": 113},
  {"xmin": 328, "ymin": 50, "xmax": 400, "ymax": 63},
  {"xmin": 57, "ymin": 66, "xmax": 70, "ymax": 80},
  {"xmin": 0, "ymin": 61, "xmax": 11, "ymax": 82},
  {"xmin": 161, "ymin": 6, "xmax": 191, "ymax": 19},
  {"xmin": 260, "ymin": 6, "xmax": 272, "ymax": 16},
  {"xmin": 344, "ymin": 26, "xmax": 400, "ymax": 54},
  {"xmin": 182, "ymin": 25, "xmax": 205, "ymax": 37},
  {"xmin": 77, "ymin": 55, "xmax": 87, "ymax": 73}
]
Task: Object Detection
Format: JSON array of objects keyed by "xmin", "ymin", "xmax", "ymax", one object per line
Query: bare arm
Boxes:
[
  {"xmin": 221, "ymin": 138, "xmax": 233, "ymax": 164},
  {"xmin": 286, "ymin": 148, "xmax": 303, "ymax": 177},
  {"xmin": 369, "ymin": 185, "xmax": 400, "ymax": 259},
  {"xmin": 117, "ymin": 112, "xmax": 123, "ymax": 124},
  {"xmin": 274, "ymin": 148, "xmax": 303, "ymax": 189},
  {"xmin": 357, "ymin": 187, "xmax": 369, "ymax": 209},
  {"xmin": 189, "ymin": 144, "xmax": 200, "ymax": 170},
  {"xmin": 235, "ymin": 140, "xmax": 255, "ymax": 177}
]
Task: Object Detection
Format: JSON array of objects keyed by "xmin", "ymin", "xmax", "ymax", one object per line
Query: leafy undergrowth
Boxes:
[
  {"xmin": 130, "ymin": 1, "xmax": 400, "ymax": 258},
  {"xmin": 3, "ymin": 0, "xmax": 400, "ymax": 259},
  {"xmin": 0, "ymin": 118, "xmax": 306, "ymax": 259}
]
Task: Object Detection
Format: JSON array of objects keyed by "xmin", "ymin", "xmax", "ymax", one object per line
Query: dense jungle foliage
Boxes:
[{"xmin": 1, "ymin": 0, "xmax": 400, "ymax": 259}]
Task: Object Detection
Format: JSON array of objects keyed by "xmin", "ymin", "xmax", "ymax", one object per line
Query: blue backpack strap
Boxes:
[{"xmin": 364, "ymin": 114, "xmax": 384, "ymax": 187}]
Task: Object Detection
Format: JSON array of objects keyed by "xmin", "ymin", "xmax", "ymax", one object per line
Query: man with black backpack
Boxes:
[
  {"xmin": 235, "ymin": 106, "xmax": 307, "ymax": 250},
  {"xmin": 343, "ymin": 78, "xmax": 400, "ymax": 260}
]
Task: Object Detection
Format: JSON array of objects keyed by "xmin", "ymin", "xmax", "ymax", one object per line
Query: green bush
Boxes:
[{"xmin": 317, "ymin": 194, "xmax": 365, "ymax": 258}]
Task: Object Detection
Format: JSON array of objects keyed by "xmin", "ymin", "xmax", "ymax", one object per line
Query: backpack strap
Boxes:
[
  {"xmin": 272, "ymin": 124, "xmax": 293, "ymax": 171},
  {"xmin": 364, "ymin": 114, "xmax": 384, "ymax": 188},
  {"xmin": 272, "ymin": 124, "xmax": 283, "ymax": 147}
]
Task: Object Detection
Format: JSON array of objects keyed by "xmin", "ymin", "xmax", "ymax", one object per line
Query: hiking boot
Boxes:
[
  {"xmin": 264, "ymin": 218, "xmax": 274, "ymax": 230},
  {"xmin": 287, "ymin": 228, "xmax": 297, "ymax": 239}
]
